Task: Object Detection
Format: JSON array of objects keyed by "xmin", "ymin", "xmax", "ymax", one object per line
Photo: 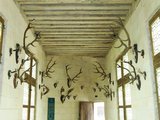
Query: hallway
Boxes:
[{"xmin": 0, "ymin": 0, "xmax": 160, "ymax": 120}]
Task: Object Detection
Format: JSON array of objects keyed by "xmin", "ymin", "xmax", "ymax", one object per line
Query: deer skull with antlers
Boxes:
[
  {"xmin": 39, "ymin": 57, "xmax": 56, "ymax": 82},
  {"xmin": 23, "ymin": 20, "xmax": 41, "ymax": 55},
  {"xmin": 8, "ymin": 57, "xmax": 36, "ymax": 88},
  {"xmin": 65, "ymin": 65, "xmax": 82, "ymax": 88},
  {"xmin": 110, "ymin": 17, "xmax": 132, "ymax": 50},
  {"xmin": 93, "ymin": 62, "xmax": 113, "ymax": 85},
  {"xmin": 44, "ymin": 57, "xmax": 56, "ymax": 78}
]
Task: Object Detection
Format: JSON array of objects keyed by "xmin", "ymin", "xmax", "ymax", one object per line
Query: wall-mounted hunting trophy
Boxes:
[
  {"xmin": 8, "ymin": 57, "xmax": 35, "ymax": 88},
  {"xmin": 111, "ymin": 17, "xmax": 132, "ymax": 51},
  {"xmin": 93, "ymin": 62, "xmax": 114, "ymax": 85},
  {"xmin": 39, "ymin": 57, "xmax": 56, "ymax": 83},
  {"xmin": 94, "ymin": 82, "xmax": 115, "ymax": 101},
  {"xmin": 23, "ymin": 20, "xmax": 41, "ymax": 55},
  {"xmin": 117, "ymin": 60, "xmax": 147, "ymax": 90},
  {"xmin": 65, "ymin": 65, "xmax": 82, "ymax": 88}
]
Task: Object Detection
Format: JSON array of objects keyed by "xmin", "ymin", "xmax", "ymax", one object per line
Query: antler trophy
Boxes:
[
  {"xmin": 8, "ymin": 57, "xmax": 35, "ymax": 88},
  {"xmin": 93, "ymin": 62, "xmax": 113, "ymax": 85},
  {"xmin": 40, "ymin": 57, "xmax": 56, "ymax": 83},
  {"xmin": 117, "ymin": 60, "xmax": 146, "ymax": 90},
  {"xmin": 110, "ymin": 17, "xmax": 132, "ymax": 52},
  {"xmin": 23, "ymin": 20, "xmax": 41, "ymax": 55},
  {"xmin": 60, "ymin": 87, "xmax": 74, "ymax": 103},
  {"xmin": 65, "ymin": 65, "xmax": 82, "ymax": 88}
]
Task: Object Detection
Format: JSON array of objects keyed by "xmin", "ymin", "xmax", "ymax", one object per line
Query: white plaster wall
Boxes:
[
  {"xmin": 0, "ymin": 0, "xmax": 46, "ymax": 120},
  {"xmin": 105, "ymin": 0, "xmax": 160, "ymax": 120},
  {"xmin": 36, "ymin": 55, "xmax": 109, "ymax": 120}
]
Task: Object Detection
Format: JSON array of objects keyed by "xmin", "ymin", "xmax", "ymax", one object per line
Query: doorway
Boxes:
[
  {"xmin": 79, "ymin": 102, "xmax": 105, "ymax": 120},
  {"xmin": 94, "ymin": 102, "xmax": 105, "ymax": 120}
]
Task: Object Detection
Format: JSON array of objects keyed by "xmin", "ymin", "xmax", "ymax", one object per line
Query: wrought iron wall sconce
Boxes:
[
  {"xmin": 65, "ymin": 65, "xmax": 82, "ymax": 88},
  {"xmin": 133, "ymin": 44, "xmax": 145, "ymax": 63},
  {"xmin": 9, "ymin": 43, "xmax": 21, "ymax": 64}
]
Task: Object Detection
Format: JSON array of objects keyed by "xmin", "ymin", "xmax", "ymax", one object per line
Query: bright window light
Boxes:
[{"xmin": 94, "ymin": 102, "xmax": 105, "ymax": 120}]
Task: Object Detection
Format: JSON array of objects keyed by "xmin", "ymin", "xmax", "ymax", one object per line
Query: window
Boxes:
[
  {"xmin": 117, "ymin": 54, "xmax": 132, "ymax": 120},
  {"xmin": 149, "ymin": 10, "xmax": 160, "ymax": 115},
  {"xmin": 0, "ymin": 16, "xmax": 4, "ymax": 62},
  {"xmin": 22, "ymin": 55, "xmax": 37, "ymax": 120}
]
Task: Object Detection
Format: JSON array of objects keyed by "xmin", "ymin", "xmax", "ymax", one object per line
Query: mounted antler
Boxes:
[
  {"xmin": 95, "ymin": 83, "xmax": 115, "ymax": 101},
  {"xmin": 23, "ymin": 20, "xmax": 41, "ymax": 55},
  {"xmin": 65, "ymin": 65, "xmax": 82, "ymax": 88},
  {"xmin": 93, "ymin": 62, "xmax": 113, "ymax": 84},
  {"xmin": 103, "ymin": 86, "xmax": 115, "ymax": 101},
  {"xmin": 8, "ymin": 57, "xmax": 36, "ymax": 88},
  {"xmin": 117, "ymin": 60, "xmax": 142, "ymax": 90},
  {"xmin": 8, "ymin": 58, "xmax": 29, "ymax": 88},
  {"xmin": 111, "ymin": 17, "xmax": 132, "ymax": 50},
  {"xmin": 23, "ymin": 23, "xmax": 32, "ymax": 49},
  {"xmin": 25, "ymin": 32, "xmax": 41, "ymax": 54},
  {"xmin": 44, "ymin": 57, "xmax": 56, "ymax": 78},
  {"xmin": 93, "ymin": 62, "xmax": 106, "ymax": 80}
]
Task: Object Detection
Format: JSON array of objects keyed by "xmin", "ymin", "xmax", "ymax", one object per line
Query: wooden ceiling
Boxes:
[{"xmin": 14, "ymin": 0, "xmax": 135, "ymax": 57}]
